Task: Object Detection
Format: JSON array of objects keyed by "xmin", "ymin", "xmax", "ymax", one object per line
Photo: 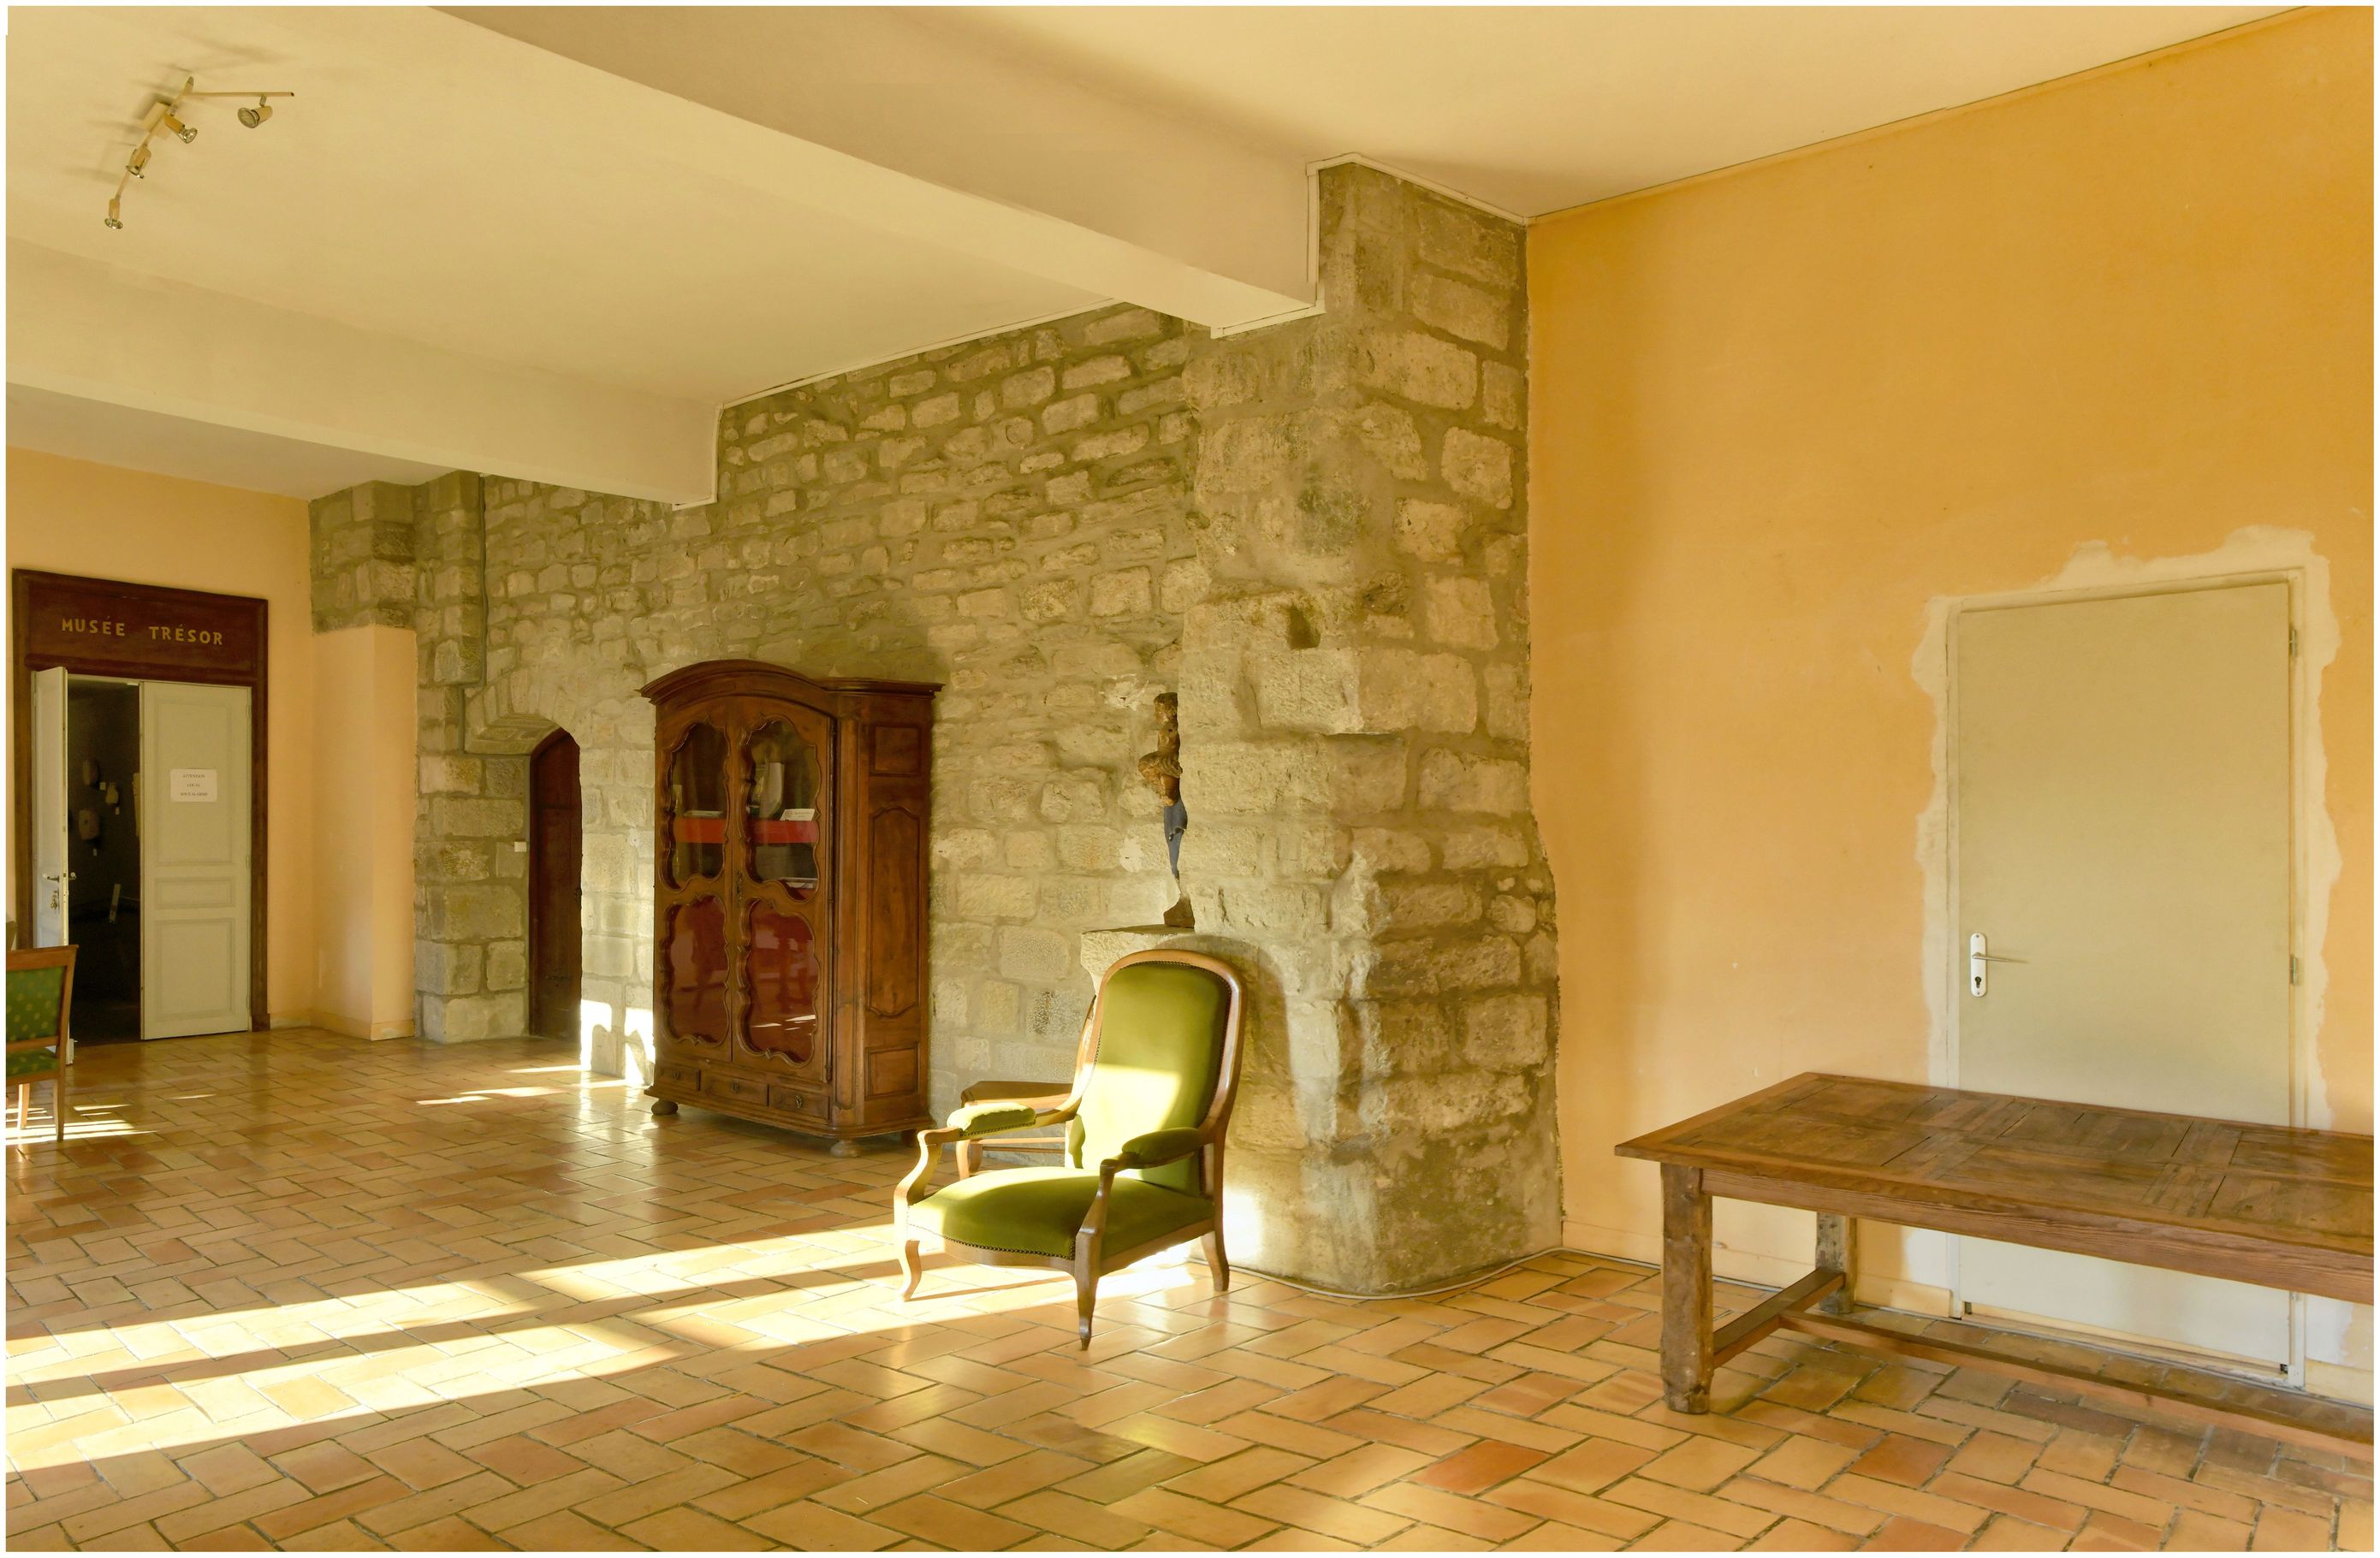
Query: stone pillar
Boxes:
[
  {"xmin": 407, "ymin": 471, "xmax": 536, "ymax": 1044},
  {"xmin": 309, "ymin": 481, "xmax": 418, "ymax": 632},
  {"xmin": 1179, "ymin": 164, "xmax": 1558, "ymax": 1293}
]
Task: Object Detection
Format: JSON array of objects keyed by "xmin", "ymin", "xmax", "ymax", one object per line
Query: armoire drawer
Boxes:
[{"xmin": 703, "ymin": 1071, "xmax": 769, "ymax": 1108}]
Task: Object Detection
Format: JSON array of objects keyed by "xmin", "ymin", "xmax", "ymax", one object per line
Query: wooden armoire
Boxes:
[{"xmin": 640, "ymin": 660, "xmax": 936, "ymax": 1154}]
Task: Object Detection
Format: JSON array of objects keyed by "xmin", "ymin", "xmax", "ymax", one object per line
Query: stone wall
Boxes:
[
  {"xmin": 313, "ymin": 164, "xmax": 1559, "ymax": 1291},
  {"xmin": 394, "ymin": 306, "xmax": 1202, "ymax": 1080}
]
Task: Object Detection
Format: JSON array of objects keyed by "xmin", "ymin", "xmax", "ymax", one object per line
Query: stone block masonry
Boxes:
[
  {"xmin": 1179, "ymin": 164, "xmax": 1558, "ymax": 1288},
  {"xmin": 308, "ymin": 480, "xmax": 418, "ymax": 632},
  {"xmin": 313, "ymin": 164, "xmax": 1558, "ymax": 1293}
]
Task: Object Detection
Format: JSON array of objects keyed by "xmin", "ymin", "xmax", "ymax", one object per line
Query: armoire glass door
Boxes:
[
  {"xmin": 739, "ymin": 714, "xmax": 831, "ymax": 1071},
  {"xmin": 661, "ymin": 720, "xmax": 729, "ymax": 1046}
]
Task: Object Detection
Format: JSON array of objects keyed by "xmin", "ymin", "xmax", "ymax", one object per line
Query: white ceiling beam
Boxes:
[
  {"xmin": 445, "ymin": 6, "xmax": 1315, "ymax": 330},
  {"xmin": 8, "ymin": 241, "xmax": 717, "ymax": 506}
]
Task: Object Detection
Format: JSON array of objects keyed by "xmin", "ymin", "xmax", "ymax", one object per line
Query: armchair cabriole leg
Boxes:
[
  {"xmin": 898, "ymin": 1239, "xmax": 923, "ymax": 1300},
  {"xmin": 1072, "ymin": 1226, "xmax": 1101, "ymax": 1349},
  {"xmin": 1202, "ymin": 1229, "xmax": 1230, "ymax": 1294}
]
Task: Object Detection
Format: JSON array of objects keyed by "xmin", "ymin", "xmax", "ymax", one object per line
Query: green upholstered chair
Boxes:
[
  {"xmin": 895, "ymin": 950, "xmax": 1245, "ymax": 1347},
  {"xmin": 8, "ymin": 946, "xmax": 76, "ymax": 1145}
]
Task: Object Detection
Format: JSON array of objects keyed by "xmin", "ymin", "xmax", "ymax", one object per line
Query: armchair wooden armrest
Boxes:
[
  {"xmin": 897, "ymin": 1099, "xmax": 1077, "ymax": 1208},
  {"xmin": 959, "ymin": 1079, "xmax": 1072, "ymax": 1111},
  {"xmin": 1105, "ymin": 1126, "xmax": 1207, "ymax": 1171},
  {"xmin": 952, "ymin": 1077, "xmax": 1073, "ymax": 1178},
  {"xmin": 1078, "ymin": 1125, "xmax": 1220, "ymax": 1249}
]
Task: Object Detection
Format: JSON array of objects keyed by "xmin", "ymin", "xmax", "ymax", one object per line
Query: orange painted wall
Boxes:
[
  {"xmin": 1529, "ymin": 6, "xmax": 2370, "ymax": 1359},
  {"xmin": 7, "ymin": 449, "xmax": 320, "ymax": 1024}
]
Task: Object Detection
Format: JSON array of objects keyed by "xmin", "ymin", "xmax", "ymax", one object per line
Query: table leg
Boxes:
[
  {"xmin": 1660, "ymin": 1163, "xmax": 1714, "ymax": 1413},
  {"xmin": 1816, "ymin": 1212, "xmax": 1855, "ymax": 1316}
]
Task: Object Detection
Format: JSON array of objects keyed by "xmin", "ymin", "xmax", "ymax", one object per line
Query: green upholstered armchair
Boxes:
[
  {"xmin": 895, "ymin": 949, "xmax": 1245, "ymax": 1347},
  {"xmin": 8, "ymin": 946, "xmax": 76, "ymax": 1145}
]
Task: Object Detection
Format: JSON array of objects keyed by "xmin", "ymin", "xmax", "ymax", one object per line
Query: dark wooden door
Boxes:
[{"xmin": 527, "ymin": 732, "xmax": 581, "ymax": 1041}]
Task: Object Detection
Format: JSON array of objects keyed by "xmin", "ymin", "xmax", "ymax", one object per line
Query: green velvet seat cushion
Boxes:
[
  {"xmin": 1071, "ymin": 961, "xmax": 1231, "ymax": 1195},
  {"xmin": 8, "ymin": 1046, "xmax": 60, "ymax": 1080},
  {"xmin": 911, "ymin": 1166, "xmax": 1210, "ymax": 1258},
  {"xmin": 8, "ymin": 967, "xmax": 65, "ymax": 1043}
]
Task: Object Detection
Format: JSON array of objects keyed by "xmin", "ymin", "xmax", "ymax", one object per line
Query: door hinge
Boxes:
[
  {"xmin": 2290, "ymin": 956, "xmax": 2302, "ymax": 986},
  {"xmin": 2289, "ymin": 625, "xmax": 2300, "ymax": 658}
]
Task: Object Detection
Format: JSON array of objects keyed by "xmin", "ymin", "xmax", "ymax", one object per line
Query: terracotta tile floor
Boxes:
[{"xmin": 6, "ymin": 1031, "xmax": 2367, "ymax": 1551}]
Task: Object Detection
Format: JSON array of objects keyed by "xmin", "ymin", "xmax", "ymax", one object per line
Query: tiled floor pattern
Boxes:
[{"xmin": 5, "ymin": 1032, "xmax": 2368, "ymax": 1551}]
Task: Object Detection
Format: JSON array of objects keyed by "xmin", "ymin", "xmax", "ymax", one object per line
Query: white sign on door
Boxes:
[{"xmin": 169, "ymin": 767, "xmax": 218, "ymax": 803}]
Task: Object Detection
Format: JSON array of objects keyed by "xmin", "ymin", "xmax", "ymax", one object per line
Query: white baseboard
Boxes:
[
  {"xmin": 2306, "ymin": 1358, "xmax": 2375, "ymax": 1407},
  {"xmin": 306, "ymin": 1010, "xmax": 416, "ymax": 1040},
  {"xmin": 1563, "ymin": 1218, "xmax": 1955, "ymax": 1316}
]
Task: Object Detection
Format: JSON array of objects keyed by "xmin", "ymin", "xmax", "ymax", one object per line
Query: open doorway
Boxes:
[
  {"xmin": 17, "ymin": 572, "xmax": 270, "ymax": 1028},
  {"xmin": 65, "ymin": 679, "xmax": 140, "ymax": 1041},
  {"xmin": 27, "ymin": 666, "xmax": 254, "ymax": 1041}
]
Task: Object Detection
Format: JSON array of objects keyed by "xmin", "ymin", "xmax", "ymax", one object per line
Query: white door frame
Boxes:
[{"xmin": 1941, "ymin": 566, "xmax": 2311, "ymax": 1386}]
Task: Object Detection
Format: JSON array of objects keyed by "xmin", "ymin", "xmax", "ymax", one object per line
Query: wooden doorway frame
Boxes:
[{"xmin": 11, "ymin": 571, "xmax": 269, "ymax": 1022}]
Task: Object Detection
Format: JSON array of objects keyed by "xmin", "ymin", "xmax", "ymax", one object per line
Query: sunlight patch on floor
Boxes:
[{"xmin": 5, "ymin": 1208, "xmax": 1219, "ymax": 1472}]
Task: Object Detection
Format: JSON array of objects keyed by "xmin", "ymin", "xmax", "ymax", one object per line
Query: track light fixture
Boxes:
[{"xmin": 103, "ymin": 75, "xmax": 294, "ymax": 229}]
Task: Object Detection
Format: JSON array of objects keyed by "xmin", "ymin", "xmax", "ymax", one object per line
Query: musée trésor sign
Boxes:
[{"xmin": 15, "ymin": 570, "xmax": 264, "ymax": 681}]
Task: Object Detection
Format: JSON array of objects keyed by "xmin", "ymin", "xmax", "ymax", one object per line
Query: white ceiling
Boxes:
[
  {"xmin": 5, "ymin": 6, "xmax": 1100, "ymax": 405},
  {"xmin": 940, "ymin": 6, "xmax": 2285, "ymax": 216},
  {"xmin": 7, "ymin": 385, "xmax": 449, "ymax": 500},
  {"xmin": 6, "ymin": 5, "xmax": 2282, "ymax": 501}
]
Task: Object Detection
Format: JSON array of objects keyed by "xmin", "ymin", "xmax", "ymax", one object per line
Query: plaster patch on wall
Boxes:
[{"xmin": 1910, "ymin": 524, "xmax": 2359, "ymax": 1377}]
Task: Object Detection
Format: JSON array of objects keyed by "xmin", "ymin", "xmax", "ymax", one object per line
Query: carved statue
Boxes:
[{"xmin": 1138, "ymin": 692, "xmax": 1193, "ymax": 927}]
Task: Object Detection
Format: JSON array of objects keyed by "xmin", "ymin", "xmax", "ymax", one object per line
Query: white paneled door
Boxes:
[
  {"xmin": 1952, "ymin": 581, "xmax": 2294, "ymax": 1369},
  {"xmin": 139, "ymin": 681, "xmax": 252, "ymax": 1039},
  {"xmin": 29, "ymin": 666, "xmax": 72, "ymax": 951}
]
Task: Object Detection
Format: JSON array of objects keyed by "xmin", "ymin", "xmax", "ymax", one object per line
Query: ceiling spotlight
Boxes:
[{"xmin": 105, "ymin": 78, "xmax": 293, "ymax": 228}]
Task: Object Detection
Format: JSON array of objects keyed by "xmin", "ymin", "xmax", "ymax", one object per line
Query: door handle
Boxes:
[{"xmin": 1967, "ymin": 933, "xmax": 2025, "ymax": 997}]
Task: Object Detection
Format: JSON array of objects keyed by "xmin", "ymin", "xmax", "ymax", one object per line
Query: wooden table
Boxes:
[{"xmin": 1617, "ymin": 1073, "xmax": 2374, "ymax": 1458}]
